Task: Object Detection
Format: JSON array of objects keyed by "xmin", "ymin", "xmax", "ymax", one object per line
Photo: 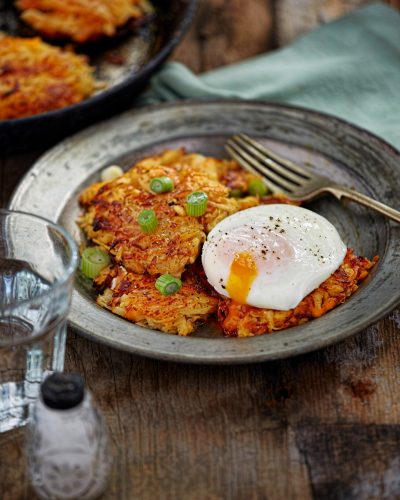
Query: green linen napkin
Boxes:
[{"xmin": 149, "ymin": 3, "xmax": 400, "ymax": 148}]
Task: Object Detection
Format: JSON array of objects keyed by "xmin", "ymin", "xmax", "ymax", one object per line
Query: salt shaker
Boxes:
[{"xmin": 27, "ymin": 373, "xmax": 112, "ymax": 500}]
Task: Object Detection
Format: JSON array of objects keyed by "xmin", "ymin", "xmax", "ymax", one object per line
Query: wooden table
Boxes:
[{"xmin": 1, "ymin": 2, "xmax": 400, "ymax": 498}]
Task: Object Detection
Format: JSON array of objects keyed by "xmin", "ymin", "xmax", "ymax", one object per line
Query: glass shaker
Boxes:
[{"xmin": 27, "ymin": 373, "xmax": 112, "ymax": 500}]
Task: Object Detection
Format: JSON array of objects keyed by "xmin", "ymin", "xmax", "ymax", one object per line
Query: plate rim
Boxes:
[{"xmin": 9, "ymin": 99, "xmax": 400, "ymax": 364}]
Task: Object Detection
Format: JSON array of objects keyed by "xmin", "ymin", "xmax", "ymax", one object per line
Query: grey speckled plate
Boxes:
[{"xmin": 9, "ymin": 101, "xmax": 400, "ymax": 364}]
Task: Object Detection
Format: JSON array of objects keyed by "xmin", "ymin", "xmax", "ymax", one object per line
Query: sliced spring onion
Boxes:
[
  {"xmin": 248, "ymin": 179, "xmax": 268, "ymax": 197},
  {"xmin": 155, "ymin": 274, "xmax": 182, "ymax": 296},
  {"xmin": 138, "ymin": 209, "xmax": 158, "ymax": 234},
  {"xmin": 150, "ymin": 176, "xmax": 174, "ymax": 193},
  {"xmin": 186, "ymin": 191, "xmax": 208, "ymax": 216},
  {"xmin": 81, "ymin": 247, "xmax": 110, "ymax": 279},
  {"xmin": 229, "ymin": 188, "xmax": 243, "ymax": 198},
  {"xmin": 100, "ymin": 165, "xmax": 124, "ymax": 182}
]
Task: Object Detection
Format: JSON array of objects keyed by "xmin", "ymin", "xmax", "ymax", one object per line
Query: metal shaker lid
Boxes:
[{"xmin": 41, "ymin": 373, "xmax": 85, "ymax": 410}]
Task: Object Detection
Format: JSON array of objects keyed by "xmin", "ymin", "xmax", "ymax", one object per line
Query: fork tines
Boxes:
[{"xmin": 225, "ymin": 134, "xmax": 311, "ymax": 195}]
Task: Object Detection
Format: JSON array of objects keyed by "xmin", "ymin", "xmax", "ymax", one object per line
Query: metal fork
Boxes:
[{"xmin": 226, "ymin": 134, "xmax": 400, "ymax": 223}]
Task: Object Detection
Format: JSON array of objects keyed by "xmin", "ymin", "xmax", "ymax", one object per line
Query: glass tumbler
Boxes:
[{"xmin": 0, "ymin": 209, "xmax": 78, "ymax": 433}]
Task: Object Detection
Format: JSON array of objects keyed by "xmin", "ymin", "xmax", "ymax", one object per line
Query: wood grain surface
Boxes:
[{"xmin": 1, "ymin": 2, "xmax": 400, "ymax": 499}]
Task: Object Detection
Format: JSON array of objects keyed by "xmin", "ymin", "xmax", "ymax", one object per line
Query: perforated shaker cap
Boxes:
[{"xmin": 41, "ymin": 373, "xmax": 85, "ymax": 410}]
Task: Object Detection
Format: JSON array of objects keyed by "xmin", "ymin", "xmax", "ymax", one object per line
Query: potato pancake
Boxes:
[
  {"xmin": 95, "ymin": 264, "xmax": 219, "ymax": 336},
  {"xmin": 17, "ymin": 0, "xmax": 153, "ymax": 43},
  {"xmin": 79, "ymin": 149, "xmax": 377, "ymax": 338},
  {"xmin": 218, "ymin": 249, "xmax": 378, "ymax": 337},
  {"xmin": 78, "ymin": 150, "xmax": 244, "ymax": 277},
  {"xmin": 0, "ymin": 36, "xmax": 95, "ymax": 120}
]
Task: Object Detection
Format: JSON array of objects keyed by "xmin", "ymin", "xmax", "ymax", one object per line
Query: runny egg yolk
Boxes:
[{"xmin": 226, "ymin": 252, "xmax": 258, "ymax": 304}]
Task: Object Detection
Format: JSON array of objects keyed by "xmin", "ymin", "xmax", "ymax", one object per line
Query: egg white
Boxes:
[{"xmin": 201, "ymin": 204, "xmax": 347, "ymax": 310}]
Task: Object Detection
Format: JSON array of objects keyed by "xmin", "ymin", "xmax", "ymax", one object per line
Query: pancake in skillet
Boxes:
[
  {"xmin": 17, "ymin": 0, "xmax": 153, "ymax": 43},
  {"xmin": 0, "ymin": 36, "xmax": 95, "ymax": 119}
]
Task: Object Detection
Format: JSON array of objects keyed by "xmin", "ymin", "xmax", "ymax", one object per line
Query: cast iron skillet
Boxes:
[{"xmin": 0, "ymin": 0, "xmax": 197, "ymax": 152}]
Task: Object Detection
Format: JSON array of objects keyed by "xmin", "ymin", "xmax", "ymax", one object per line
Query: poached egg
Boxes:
[{"xmin": 201, "ymin": 205, "xmax": 347, "ymax": 310}]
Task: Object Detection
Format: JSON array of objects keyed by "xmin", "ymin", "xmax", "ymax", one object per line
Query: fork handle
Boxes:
[{"xmin": 327, "ymin": 186, "xmax": 400, "ymax": 223}]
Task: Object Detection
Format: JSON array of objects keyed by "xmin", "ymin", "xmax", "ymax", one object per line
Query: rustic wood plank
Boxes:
[
  {"xmin": 296, "ymin": 423, "xmax": 400, "ymax": 499},
  {"xmin": 0, "ymin": 152, "xmax": 41, "ymax": 208},
  {"xmin": 66, "ymin": 333, "xmax": 315, "ymax": 500},
  {"xmin": 1, "ymin": 318, "xmax": 400, "ymax": 498},
  {"xmin": 172, "ymin": 0, "xmax": 273, "ymax": 72}
]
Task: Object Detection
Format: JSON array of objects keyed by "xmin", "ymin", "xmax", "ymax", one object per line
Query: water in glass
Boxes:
[{"xmin": 0, "ymin": 210, "xmax": 78, "ymax": 433}]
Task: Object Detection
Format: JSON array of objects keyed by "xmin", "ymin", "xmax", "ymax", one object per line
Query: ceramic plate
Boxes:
[{"xmin": 9, "ymin": 101, "xmax": 400, "ymax": 364}]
